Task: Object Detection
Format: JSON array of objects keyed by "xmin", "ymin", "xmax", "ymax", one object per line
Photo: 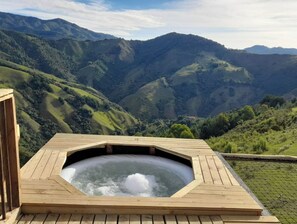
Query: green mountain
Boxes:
[
  {"xmin": 0, "ymin": 12, "xmax": 115, "ymax": 41},
  {"xmin": 1, "ymin": 29, "xmax": 297, "ymax": 121},
  {"xmin": 0, "ymin": 59, "xmax": 138, "ymax": 164},
  {"xmin": 245, "ymin": 45, "xmax": 297, "ymax": 55}
]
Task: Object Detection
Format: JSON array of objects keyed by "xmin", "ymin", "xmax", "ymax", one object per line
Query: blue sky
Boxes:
[{"xmin": 1, "ymin": 0, "xmax": 297, "ymax": 49}]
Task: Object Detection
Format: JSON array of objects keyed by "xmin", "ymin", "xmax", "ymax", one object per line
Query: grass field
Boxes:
[{"xmin": 227, "ymin": 159, "xmax": 297, "ymax": 224}]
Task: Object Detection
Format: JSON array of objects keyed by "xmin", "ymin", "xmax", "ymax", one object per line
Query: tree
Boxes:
[
  {"xmin": 239, "ymin": 105, "xmax": 255, "ymax": 121},
  {"xmin": 260, "ymin": 95, "xmax": 286, "ymax": 108},
  {"xmin": 168, "ymin": 124, "xmax": 195, "ymax": 139}
]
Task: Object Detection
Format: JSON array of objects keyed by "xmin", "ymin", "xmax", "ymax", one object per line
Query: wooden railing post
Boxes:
[{"xmin": 0, "ymin": 89, "xmax": 21, "ymax": 219}]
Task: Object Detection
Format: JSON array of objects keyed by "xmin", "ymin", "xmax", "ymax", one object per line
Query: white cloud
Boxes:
[{"xmin": 1, "ymin": 0, "xmax": 297, "ymax": 48}]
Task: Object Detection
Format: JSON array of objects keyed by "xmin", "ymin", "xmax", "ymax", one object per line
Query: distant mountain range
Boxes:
[
  {"xmin": 1, "ymin": 28, "xmax": 297, "ymax": 122},
  {"xmin": 0, "ymin": 11, "xmax": 115, "ymax": 41},
  {"xmin": 245, "ymin": 45, "xmax": 297, "ymax": 55}
]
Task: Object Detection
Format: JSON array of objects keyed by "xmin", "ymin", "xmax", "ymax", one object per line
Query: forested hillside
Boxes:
[
  {"xmin": 0, "ymin": 59, "xmax": 138, "ymax": 164},
  {"xmin": 132, "ymin": 96, "xmax": 297, "ymax": 155}
]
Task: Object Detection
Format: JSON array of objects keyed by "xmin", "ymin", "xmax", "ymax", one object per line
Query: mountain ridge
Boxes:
[
  {"xmin": 245, "ymin": 45, "xmax": 297, "ymax": 55},
  {"xmin": 0, "ymin": 11, "xmax": 115, "ymax": 41}
]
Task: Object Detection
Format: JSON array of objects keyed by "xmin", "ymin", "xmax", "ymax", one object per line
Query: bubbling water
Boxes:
[{"xmin": 61, "ymin": 155, "xmax": 194, "ymax": 197}]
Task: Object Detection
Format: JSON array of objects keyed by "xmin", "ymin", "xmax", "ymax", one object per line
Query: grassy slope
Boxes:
[
  {"xmin": 120, "ymin": 54, "xmax": 258, "ymax": 119},
  {"xmin": 207, "ymin": 106, "xmax": 297, "ymax": 155},
  {"xmin": 0, "ymin": 60, "xmax": 138, "ymax": 163},
  {"xmin": 228, "ymin": 159, "xmax": 297, "ymax": 224}
]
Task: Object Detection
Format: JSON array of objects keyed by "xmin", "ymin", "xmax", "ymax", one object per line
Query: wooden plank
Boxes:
[
  {"xmin": 44, "ymin": 213, "xmax": 59, "ymax": 224},
  {"xmin": 21, "ymin": 189, "xmax": 71, "ymax": 195},
  {"xmin": 156, "ymin": 146, "xmax": 191, "ymax": 160},
  {"xmin": 221, "ymin": 215, "xmax": 280, "ymax": 223},
  {"xmin": 0, "ymin": 89, "xmax": 13, "ymax": 99},
  {"xmin": 106, "ymin": 215, "xmax": 118, "ymax": 224},
  {"xmin": 0, "ymin": 119, "xmax": 7, "ymax": 219},
  {"xmin": 21, "ymin": 150, "xmax": 45, "ymax": 179},
  {"xmin": 142, "ymin": 215, "xmax": 153, "ymax": 224},
  {"xmin": 224, "ymin": 167, "xmax": 240, "ymax": 186},
  {"xmin": 31, "ymin": 150, "xmax": 52, "ymax": 180},
  {"xmin": 213, "ymin": 156, "xmax": 232, "ymax": 186},
  {"xmin": 20, "ymin": 193, "xmax": 261, "ymax": 207},
  {"xmin": 153, "ymin": 215, "xmax": 165, "ymax": 224},
  {"xmin": 18, "ymin": 214, "xmax": 35, "ymax": 224},
  {"xmin": 210, "ymin": 216, "xmax": 223, "ymax": 224},
  {"xmin": 206, "ymin": 156, "xmax": 222, "ymax": 185},
  {"xmin": 21, "ymin": 179, "xmax": 66, "ymax": 191},
  {"xmin": 164, "ymin": 215, "xmax": 177, "ymax": 224},
  {"xmin": 5, "ymin": 97, "xmax": 21, "ymax": 207},
  {"xmin": 198, "ymin": 216, "xmax": 212, "ymax": 224},
  {"xmin": 64, "ymin": 141, "xmax": 107, "ymax": 155},
  {"xmin": 31, "ymin": 214, "xmax": 48, "ymax": 224},
  {"xmin": 118, "ymin": 215, "xmax": 129, "ymax": 224},
  {"xmin": 56, "ymin": 214, "xmax": 71, "ymax": 224},
  {"xmin": 40, "ymin": 150, "xmax": 60, "ymax": 179},
  {"xmin": 69, "ymin": 214, "xmax": 83, "ymax": 224},
  {"xmin": 191, "ymin": 157, "xmax": 204, "ymax": 182},
  {"xmin": 81, "ymin": 215, "xmax": 95, "ymax": 224},
  {"xmin": 129, "ymin": 215, "xmax": 140, "ymax": 224},
  {"xmin": 94, "ymin": 215, "xmax": 106, "ymax": 224},
  {"xmin": 50, "ymin": 152, "xmax": 67, "ymax": 176},
  {"xmin": 1, "ymin": 101, "xmax": 13, "ymax": 211},
  {"xmin": 50, "ymin": 175, "xmax": 85, "ymax": 195},
  {"xmin": 199, "ymin": 156, "xmax": 212, "ymax": 184},
  {"xmin": 187, "ymin": 216, "xmax": 201, "ymax": 224},
  {"xmin": 0, "ymin": 93, "xmax": 13, "ymax": 102},
  {"xmin": 176, "ymin": 215, "xmax": 188, "ymax": 224},
  {"xmin": 171, "ymin": 180, "xmax": 200, "ymax": 198}
]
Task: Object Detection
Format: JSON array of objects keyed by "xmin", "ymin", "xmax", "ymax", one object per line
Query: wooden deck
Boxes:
[
  {"xmin": 16, "ymin": 134, "xmax": 280, "ymax": 223},
  {"xmin": 15, "ymin": 213, "xmax": 280, "ymax": 224}
]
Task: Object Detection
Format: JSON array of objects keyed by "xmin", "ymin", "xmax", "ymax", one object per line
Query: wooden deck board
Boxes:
[
  {"xmin": 40, "ymin": 150, "xmax": 60, "ymax": 179},
  {"xmin": 118, "ymin": 215, "xmax": 129, "ymax": 224},
  {"xmin": 31, "ymin": 214, "xmax": 48, "ymax": 224},
  {"xmin": 213, "ymin": 157, "xmax": 233, "ymax": 186},
  {"xmin": 129, "ymin": 215, "xmax": 140, "ymax": 224},
  {"xmin": 206, "ymin": 156, "xmax": 222, "ymax": 185},
  {"xmin": 153, "ymin": 215, "xmax": 165, "ymax": 224},
  {"xmin": 94, "ymin": 215, "xmax": 106, "ymax": 224},
  {"xmin": 56, "ymin": 214, "xmax": 71, "ymax": 224},
  {"xmin": 191, "ymin": 157, "xmax": 203, "ymax": 182},
  {"xmin": 21, "ymin": 150, "xmax": 45, "ymax": 179},
  {"xmin": 31, "ymin": 150, "xmax": 52, "ymax": 180},
  {"xmin": 187, "ymin": 216, "xmax": 201, "ymax": 224},
  {"xmin": 198, "ymin": 156, "xmax": 212, "ymax": 184}
]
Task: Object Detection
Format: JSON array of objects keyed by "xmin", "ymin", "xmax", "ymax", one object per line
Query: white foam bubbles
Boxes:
[{"xmin": 124, "ymin": 173, "xmax": 157, "ymax": 195}]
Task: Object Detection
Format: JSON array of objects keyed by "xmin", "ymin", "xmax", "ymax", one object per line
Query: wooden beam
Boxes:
[
  {"xmin": 5, "ymin": 97, "xmax": 21, "ymax": 208},
  {"xmin": 106, "ymin": 145, "xmax": 113, "ymax": 154},
  {"xmin": 1, "ymin": 101, "xmax": 13, "ymax": 211}
]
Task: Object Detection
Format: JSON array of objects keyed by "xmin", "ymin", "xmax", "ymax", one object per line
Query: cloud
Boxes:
[{"xmin": 1, "ymin": 0, "xmax": 297, "ymax": 48}]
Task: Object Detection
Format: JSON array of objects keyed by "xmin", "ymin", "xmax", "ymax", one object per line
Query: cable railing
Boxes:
[{"xmin": 0, "ymin": 89, "xmax": 20, "ymax": 220}]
